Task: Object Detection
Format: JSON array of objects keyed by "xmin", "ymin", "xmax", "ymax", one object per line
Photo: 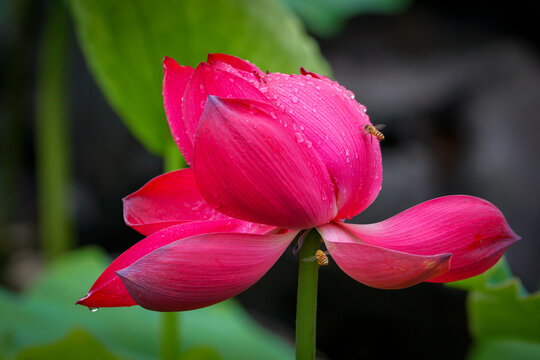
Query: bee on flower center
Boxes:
[{"xmin": 364, "ymin": 124, "xmax": 385, "ymax": 142}]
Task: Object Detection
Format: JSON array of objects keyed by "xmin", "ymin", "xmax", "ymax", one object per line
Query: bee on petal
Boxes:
[{"xmin": 364, "ymin": 124, "xmax": 385, "ymax": 142}]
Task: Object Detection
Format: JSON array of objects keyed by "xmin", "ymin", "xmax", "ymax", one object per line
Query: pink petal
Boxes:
[
  {"xmin": 299, "ymin": 67, "xmax": 333, "ymax": 83},
  {"xmin": 123, "ymin": 168, "xmax": 232, "ymax": 235},
  {"xmin": 318, "ymin": 223, "xmax": 451, "ymax": 289},
  {"xmin": 193, "ymin": 96, "xmax": 337, "ymax": 229},
  {"xmin": 76, "ymin": 220, "xmax": 274, "ymax": 308},
  {"xmin": 207, "ymin": 53, "xmax": 265, "ymax": 83},
  {"xmin": 180, "ymin": 62, "xmax": 268, "ymax": 164},
  {"xmin": 266, "ymin": 73, "xmax": 382, "ymax": 220},
  {"xmin": 338, "ymin": 195, "xmax": 520, "ymax": 283},
  {"xmin": 116, "ymin": 230, "xmax": 298, "ymax": 311},
  {"xmin": 163, "ymin": 57, "xmax": 194, "ymax": 163}
]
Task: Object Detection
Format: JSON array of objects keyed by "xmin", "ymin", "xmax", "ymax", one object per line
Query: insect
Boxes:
[
  {"xmin": 364, "ymin": 124, "xmax": 385, "ymax": 142},
  {"xmin": 303, "ymin": 250, "xmax": 330, "ymax": 266},
  {"xmin": 315, "ymin": 250, "xmax": 329, "ymax": 266}
]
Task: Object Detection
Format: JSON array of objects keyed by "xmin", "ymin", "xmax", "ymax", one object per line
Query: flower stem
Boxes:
[
  {"xmin": 296, "ymin": 229, "xmax": 320, "ymax": 360},
  {"xmin": 36, "ymin": 0, "xmax": 73, "ymax": 258},
  {"xmin": 160, "ymin": 141, "xmax": 184, "ymax": 360},
  {"xmin": 161, "ymin": 312, "xmax": 179, "ymax": 360}
]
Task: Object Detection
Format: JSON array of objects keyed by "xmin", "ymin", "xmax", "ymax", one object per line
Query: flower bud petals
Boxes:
[
  {"xmin": 76, "ymin": 220, "xmax": 273, "ymax": 309},
  {"xmin": 318, "ymin": 223, "xmax": 451, "ymax": 289},
  {"xmin": 163, "ymin": 57, "xmax": 194, "ymax": 163},
  {"xmin": 117, "ymin": 231, "xmax": 297, "ymax": 311},
  {"xmin": 194, "ymin": 96, "xmax": 337, "ymax": 229},
  {"xmin": 179, "ymin": 62, "xmax": 267, "ymax": 163},
  {"xmin": 123, "ymin": 168, "xmax": 231, "ymax": 235},
  {"xmin": 266, "ymin": 73, "xmax": 382, "ymax": 219},
  {"xmin": 338, "ymin": 195, "xmax": 520, "ymax": 283}
]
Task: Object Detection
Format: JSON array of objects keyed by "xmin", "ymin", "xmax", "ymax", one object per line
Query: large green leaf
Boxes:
[
  {"xmin": 468, "ymin": 340, "xmax": 540, "ymax": 360},
  {"xmin": 0, "ymin": 247, "xmax": 293, "ymax": 360},
  {"xmin": 467, "ymin": 280, "xmax": 540, "ymax": 343},
  {"xmin": 15, "ymin": 329, "xmax": 126, "ymax": 360},
  {"xmin": 67, "ymin": 0, "xmax": 331, "ymax": 155},
  {"xmin": 447, "ymin": 258, "xmax": 540, "ymax": 360},
  {"xmin": 281, "ymin": 0, "xmax": 412, "ymax": 37}
]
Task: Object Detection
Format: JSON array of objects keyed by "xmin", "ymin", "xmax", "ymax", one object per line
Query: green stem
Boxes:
[
  {"xmin": 160, "ymin": 141, "xmax": 185, "ymax": 360},
  {"xmin": 161, "ymin": 312, "xmax": 179, "ymax": 360},
  {"xmin": 36, "ymin": 0, "xmax": 73, "ymax": 258},
  {"xmin": 164, "ymin": 141, "xmax": 186, "ymax": 172},
  {"xmin": 296, "ymin": 230, "xmax": 320, "ymax": 360}
]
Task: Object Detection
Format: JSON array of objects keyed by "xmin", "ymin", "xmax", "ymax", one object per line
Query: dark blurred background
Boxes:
[{"xmin": 1, "ymin": 1, "xmax": 539, "ymax": 359}]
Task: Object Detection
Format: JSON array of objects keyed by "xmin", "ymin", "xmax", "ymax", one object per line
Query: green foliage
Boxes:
[
  {"xmin": 281, "ymin": 0, "xmax": 412, "ymax": 37},
  {"xmin": 468, "ymin": 340, "xmax": 540, "ymax": 360},
  {"xmin": 448, "ymin": 259, "xmax": 540, "ymax": 360},
  {"xmin": 67, "ymin": 0, "xmax": 331, "ymax": 155},
  {"xmin": 15, "ymin": 329, "xmax": 126, "ymax": 360},
  {"xmin": 0, "ymin": 247, "xmax": 293, "ymax": 360}
]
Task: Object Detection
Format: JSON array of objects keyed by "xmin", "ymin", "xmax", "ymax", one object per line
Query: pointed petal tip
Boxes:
[
  {"xmin": 162, "ymin": 56, "xmax": 176, "ymax": 71},
  {"xmin": 75, "ymin": 295, "xmax": 89, "ymax": 306}
]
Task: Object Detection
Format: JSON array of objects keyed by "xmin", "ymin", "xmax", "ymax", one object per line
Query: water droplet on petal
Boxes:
[
  {"xmin": 89, "ymin": 307, "xmax": 99, "ymax": 313},
  {"xmin": 305, "ymin": 140, "xmax": 312, "ymax": 148},
  {"xmin": 295, "ymin": 133, "xmax": 304, "ymax": 143},
  {"xmin": 270, "ymin": 112, "xmax": 277, "ymax": 119},
  {"xmin": 292, "ymin": 96, "xmax": 298, "ymax": 103}
]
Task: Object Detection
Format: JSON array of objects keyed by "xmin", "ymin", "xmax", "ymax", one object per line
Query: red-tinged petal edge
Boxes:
[
  {"xmin": 318, "ymin": 223, "xmax": 451, "ymax": 289},
  {"xmin": 207, "ymin": 53, "xmax": 265, "ymax": 81},
  {"xmin": 266, "ymin": 73, "xmax": 382, "ymax": 219},
  {"xmin": 76, "ymin": 220, "xmax": 276, "ymax": 308},
  {"xmin": 116, "ymin": 230, "xmax": 298, "ymax": 311},
  {"xmin": 194, "ymin": 96, "xmax": 337, "ymax": 229},
  {"xmin": 163, "ymin": 57, "xmax": 195, "ymax": 164},
  {"xmin": 299, "ymin": 67, "xmax": 333, "ymax": 83},
  {"xmin": 338, "ymin": 195, "xmax": 520, "ymax": 283},
  {"xmin": 123, "ymin": 168, "xmax": 232, "ymax": 235}
]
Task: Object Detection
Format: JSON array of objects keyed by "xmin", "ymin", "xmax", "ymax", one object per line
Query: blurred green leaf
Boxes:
[
  {"xmin": 180, "ymin": 346, "xmax": 222, "ymax": 360},
  {"xmin": 15, "ymin": 329, "xmax": 126, "ymax": 360},
  {"xmin": 0, "ymin": 247, "xmax": 293, "ymax": 360},
  {"xmin": 467, "ymin": 280, "xmax": 540, "ymax": 343},
  {"xmin": 447, "ymin": 258, "xmax": 540, "ymax": 359},
  {"xmin": 281, "ymin": 0, "xmax": 412, "ymax": 37},
  {"xmin": 447, "ymin": 257, "xmax": 514, "ymax": 292},
  {"xmin": 468, "ymin": 340, "xmax": 540, "ymax": 360},
  {"xmin": 67, "ymin": 0, "xmax": 330, "ymax": 155}
]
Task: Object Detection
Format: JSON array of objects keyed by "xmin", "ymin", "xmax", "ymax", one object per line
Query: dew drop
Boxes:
[
  {"xmin": 321, "ymin": 192, "xmax": 328, "ymax": 201},
  {"xmin": 89, "ymin": 307, "xmax": 99, "ymax": 313},
  {"xmin": 270, "ymin": 111, "xmax": 277, "ymax": 119},
  {"xmin": 305, "ymin": 140, "xmax": 312, "ymax": 148},
  {"xmin": 312, "ymin": 108, "xmax": 317, "ymax": 113},
  {"xmin": 199, "ymin": 84, "xmax": 205, "ymax": 91},
  {"xmin": 295, "ymin": 133, "xmax": 304, "ymax": 143},
  {"xmin": 292, "ymin": 96, "xmax": 299, "ymax": 103}
]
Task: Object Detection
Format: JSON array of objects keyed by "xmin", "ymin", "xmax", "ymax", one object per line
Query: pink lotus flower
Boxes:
[{"xmin": 77, "ymin": 54, "xmax": 519, "ymax": 311}]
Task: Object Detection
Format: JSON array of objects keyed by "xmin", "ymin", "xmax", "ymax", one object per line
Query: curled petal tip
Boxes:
[{"xmin": 75, "ymin": 294, "xmax": 89, "ymax": 306}]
